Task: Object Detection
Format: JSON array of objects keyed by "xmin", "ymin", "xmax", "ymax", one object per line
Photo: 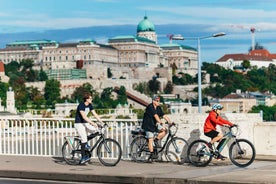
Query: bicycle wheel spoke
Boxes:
[
  {"xmin": 166, "ymin": 137, "xmax": 189, "ymax": 164},
  {"xmin": 129, "ymin": 136, "xmax": 149, "ymax": 162},
  {"xmin": 62, "ymin": 138, "xmax": 82, "ymax": 165},
  {"xmin": 187, "ymin": 140, "xmax": 212, "ymax": 167},
  {"xmin": 97, "ymin": 139, "xmax": 122, "ymax": 166},
  {"xmin": 229, "ymin": 139, "xmax": 255, "ymax": 167}
]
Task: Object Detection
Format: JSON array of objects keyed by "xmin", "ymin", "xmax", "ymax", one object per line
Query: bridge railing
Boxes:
[{"xmin": 0, "ymin": 117, "xmax": 141, "ymax": 159}]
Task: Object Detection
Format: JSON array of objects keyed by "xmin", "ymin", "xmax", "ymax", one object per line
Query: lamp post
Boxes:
[{"xmin": 172, "ymin": 32, "xmax": 226, "ymax": 113}]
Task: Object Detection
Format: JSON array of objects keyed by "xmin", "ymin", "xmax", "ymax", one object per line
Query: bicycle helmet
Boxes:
[{"xmin": 212, "ymin": 103, "xmax": 223, "ymax": 110}]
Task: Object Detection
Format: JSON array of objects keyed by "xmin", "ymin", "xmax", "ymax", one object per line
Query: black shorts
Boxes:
[{"xmin": 204, "ymin": 130, "xmax": 219, "ymax": 139}]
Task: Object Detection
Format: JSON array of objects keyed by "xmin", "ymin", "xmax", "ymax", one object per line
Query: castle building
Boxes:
[{"xmin": 0, "ymin": 16, "xmax": 198, "ymax": 81}]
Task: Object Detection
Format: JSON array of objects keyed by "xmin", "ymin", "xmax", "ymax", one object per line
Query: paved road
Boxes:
[{"xmin": 0, "ymin": 155, "xmax": 275, "ymax": 184}]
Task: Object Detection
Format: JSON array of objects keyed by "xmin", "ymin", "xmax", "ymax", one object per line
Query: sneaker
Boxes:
[
  {"xmin": 147, "ymin": 153, "xmax": 158, "ymax": 162},
  {"xmin": 85, "ymin": 144, "xmax": 91, "ymax": 150},
  {"xmin": 206, "ymin": 142, "xmax": 213, "ymax": 150},
  {"xmin": 79, "ymin": 156, "xmax": 90, "ymax": 164},
  {"xmin": 216, "ymin": 154, "xmax": 226, "ymax": 161}
]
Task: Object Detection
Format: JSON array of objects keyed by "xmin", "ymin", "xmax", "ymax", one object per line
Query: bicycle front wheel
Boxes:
[
  {"xmin": 97, "ymin": 138, "xmax": 122, "ymax": 166},
  {"xmin": 229, "ymin": 139, "xmax": 256, "ymax": 167},
  {"xmin": 62, "ymin": 138, "xmax": 82, "ymax": 165},
  {"xmin": 165, "ymin": 137, "xmax": 189, "ymax": 164},
  {"xmin": 129, "ymin": 136, "xmax": 150, "ymax": 162},
  {"xmin": 187, "ymin": 139, "xmax": 212, "ymax": 167}
]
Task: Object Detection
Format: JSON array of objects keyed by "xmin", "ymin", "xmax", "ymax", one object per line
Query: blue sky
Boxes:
[{"xmin": 1, "ymin": 0, "xmax": 276, "ymax": 62}]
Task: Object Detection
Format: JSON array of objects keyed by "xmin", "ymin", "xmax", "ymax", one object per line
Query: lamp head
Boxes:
[{"xmin": 212, "ymin": 32, "xmax": 226, "ymax": 37}]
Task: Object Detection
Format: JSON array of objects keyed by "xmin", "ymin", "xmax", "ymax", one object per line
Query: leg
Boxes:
[
  {"xmin": 84, "ymin": 123, "xmax": 97, "ymax": 148},
  {"xmin": 75, "ymin": 123, "xmax": 90, "ymax": 163},
  {"xmin": 146, "ymin": 131, "xmax": 157, "ymax": 161},
  {"xmin": 210, "ymin": 132, "xmax": 223, "ymax": 144}
]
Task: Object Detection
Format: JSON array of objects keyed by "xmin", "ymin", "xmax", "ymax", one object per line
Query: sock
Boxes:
[{"xmin": 81, "ymin": 142, "xmax": 87, "ymax": 159}]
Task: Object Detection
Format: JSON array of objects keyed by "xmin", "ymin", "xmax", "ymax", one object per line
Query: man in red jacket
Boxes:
[{"xmin": 204, "ymin": 103, "xmax": 234, "ymax": 160}]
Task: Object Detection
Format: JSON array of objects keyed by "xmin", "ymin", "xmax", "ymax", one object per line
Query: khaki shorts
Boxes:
[{"xmin": 145, "ymin": 124, "xmax": 165, "ymax": 139}]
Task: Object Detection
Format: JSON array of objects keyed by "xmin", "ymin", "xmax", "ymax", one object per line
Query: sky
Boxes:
[{"xmin": 1, "ymin": 0, "xmax": 276, "ymax": 62}]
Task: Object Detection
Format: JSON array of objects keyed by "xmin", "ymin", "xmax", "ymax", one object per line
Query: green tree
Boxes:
[
  {"xmin": 164, "ymin": 81, "xmax": 174, "ymax": 94},
  {"xmin": 117, "ymin": 86, "xmax": 128, "ymax": 105},
  {"xmin": 0, "ymin": 82, "xmax": 9, "ymax": 107},
  {"xmin": 107, "ymin": 68, "xmax": 113, "ymax": 78},
  {"xmin": 27, "ymin": 86, "xmax": 45, "ymax": 109},
  {"xmin": 249, "ymin": 105, "xmax": 276, "ymax": 121},
  {"xmin": 12, "ymin": 77, "xmax": 28, "ymax": 109},
  {"xmin": 44, "ymin": 79, "xmax": 61, "ymax": 108},
  {"xmin": 242, "ymin": 60, "xmax": 251, "ymax": 69},
  {"xmin": 148, "ymin": 77, "xmax": 160, "ymax": 94},
  {"xmin": 133, "ymin": 82, "xmax": 150, "ymax": 95},
  {"xmin": 38, "ymin": 69, "xmax": 48, "ymax": 81},
  {"xmin": 71, "ymin": 83, "xmax": 95, "ymax": 103},
  {"xmin": 5, "ymin": 61, "xmax": 20, "ymax": 76}
]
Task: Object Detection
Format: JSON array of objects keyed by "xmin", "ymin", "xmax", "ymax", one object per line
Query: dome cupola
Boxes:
[{"xmin": 137, "ymin": 16, "xmax": 155, "ymax": 33}]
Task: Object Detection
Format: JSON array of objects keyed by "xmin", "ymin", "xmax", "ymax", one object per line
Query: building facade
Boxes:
[{"xmin": 0, "ymin": 16, "xmax": 198, "ymax": 81}]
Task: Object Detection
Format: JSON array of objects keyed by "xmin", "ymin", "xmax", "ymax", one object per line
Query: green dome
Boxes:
[{"xmin": 137, "ymin": 16, "xmax": 155, "ymax": 32}]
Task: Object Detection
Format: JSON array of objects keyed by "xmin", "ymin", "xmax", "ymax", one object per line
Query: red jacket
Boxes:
[{"xmin": 204, "ymin": 111, "xmax": 234, "ymax": 133}]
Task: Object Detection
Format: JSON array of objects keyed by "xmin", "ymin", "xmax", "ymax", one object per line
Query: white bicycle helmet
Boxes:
[{"xmin": 212, "ymin": 103, "xmax": 223, "ymax": 110}]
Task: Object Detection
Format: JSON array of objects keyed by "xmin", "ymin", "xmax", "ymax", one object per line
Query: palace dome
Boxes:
[{"xmin": 137, "ymin": 16, "xmax": 155, "ymax": 33}]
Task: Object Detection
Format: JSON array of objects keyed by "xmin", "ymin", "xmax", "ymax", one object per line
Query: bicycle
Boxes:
[
  {"xmin": 129, "ymin": 123, "xmax": 189, "ymax": 164},
  {"xmin": 62, "ymin": 123, "xmax": 122, "ymax": 166},
  {"xmin": 187, "ymin": 125, "xmax": 256, "ymax": 167}
]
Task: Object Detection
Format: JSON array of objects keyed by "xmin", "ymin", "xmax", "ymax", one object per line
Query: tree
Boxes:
[
  {"xmin": 38, "ymin": 69, "xmax": 48, "ymax": 81},
  {"xmin": 0, "ymin": 82, "xmax": 9, "ymax": 107},
  {"xmin": 117, "ymin": 86, "xmax": 127, "ymax": 105},
  {"xmin": 5, "ymin": 61, "xmax": 20, "ymax": 76},
  {"xmin": 164, "ymin": 81, "xmax": 173, "ymax": 94},
  {"xmin": 170, "ymin": 63, "xmax": 178, "ymax": 75},
  {"xmin": 71, "ymin": 83, "xmax": 97, "ymax": 103},
  {"xmin": 12, "ymin": 77, "xmax": 28, "ymax": 109},
  {"xmin": 107, "ymin": 68, "xmax": 113, "ymax": 78},
  {"xmin": 133, "ymin": 82, "xmax": 150, "ymax": 95},
  {"xmin": 242, "ymin": 60, "xmax": 251, "ymax": 69},
  {"xmin": 27, "ymin": 86, "xmax": 45, "ymax": 109},
  {"xmin": 44, "ymin": 79, "xmax": 61, "ymax": 108},
  {"xmin": 148, "ymin": 77, "xmax": 160, "ymax": 94}
]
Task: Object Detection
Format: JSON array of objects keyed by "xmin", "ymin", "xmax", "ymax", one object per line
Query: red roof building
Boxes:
[{"xmin": 216, "ymin": 49, "xmax": 276, "ymax": 70}]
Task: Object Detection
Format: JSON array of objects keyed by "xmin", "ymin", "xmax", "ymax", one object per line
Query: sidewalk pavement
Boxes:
[{"xmin": 0, "ymin": 155, "xmax": 275, "ymax": 184}]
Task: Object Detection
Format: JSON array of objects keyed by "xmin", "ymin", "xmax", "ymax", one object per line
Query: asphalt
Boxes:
[{"xmin": 0, "ymin": 155, "xmax": 276, "ymax": 184}]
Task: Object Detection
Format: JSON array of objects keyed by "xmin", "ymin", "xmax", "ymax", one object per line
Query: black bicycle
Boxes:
[
  {"xmin": 62, "ymin": 123, "xmax": 122, "ymax": 166},
  {"xmin": 187, "ymin": 125, "xmax": 256, "ymax": 167},
  {"xmin": 129, "ymin": 123, "xmax": 188, "ymax": 164}
]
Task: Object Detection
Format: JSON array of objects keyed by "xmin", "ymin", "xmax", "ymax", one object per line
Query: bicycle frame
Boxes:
[
  {"xmin": 217, "ymin": 126, "xmax": 240, "ymax": 153},
  {"xmin": 132, "ymin": 125, "xmax": 175, "ymax": 154},
  {"xmin": 216, "ymin": 129, "xmax": 234, "ymax": 153}
]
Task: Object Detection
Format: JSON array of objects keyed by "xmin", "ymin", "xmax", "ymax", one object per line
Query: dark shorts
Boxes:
[{"xmin": 204, "ymin": 130, "xmax": 219, "ymax": 139}]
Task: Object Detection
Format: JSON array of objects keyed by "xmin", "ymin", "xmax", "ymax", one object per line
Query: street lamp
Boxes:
[{"xmin": 172, "ymin": 32, "xmax": 226, "ymax": 113}]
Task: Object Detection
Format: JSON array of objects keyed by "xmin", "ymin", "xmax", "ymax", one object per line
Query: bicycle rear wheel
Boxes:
[
  {"xmin": 129, "ymin": 136, "xmax": 150, "ymax": 162},
  {"xmin": 62, "ymin": 138, "xmax": 82, "ymax": 165},
  {"xmin": 187, "ymin": 139, "xmax": 212, "ymax": 167},
  {"xmin": 229, "ymin": 139, "xmax": 256, "ymax": 167},
  {"xmin": 97, "ymin": 138, "xmax": 122, "ymax": 166},
  {"xmin": 165, "ymin": 137, "xmax": 189, "ymax": 164}
]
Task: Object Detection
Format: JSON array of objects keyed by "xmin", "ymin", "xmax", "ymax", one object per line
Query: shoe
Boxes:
[
  {"xmin": 79, "ymin": 156, "xmax": 90, "ymax": 164},
  {"xmin": 147, "ymin": 153, "xmax": 158, "ymax": 162},
  {"xmin": 216, "ymin": 154, "xmax": 226, "ymax": 161},
  {"xmin": 206, "ymin": 142, "xmax": 213, "ymax": 151},
  {"xmin": 85, "ymin": 144, "xmax": 91, "ymax": 150}
]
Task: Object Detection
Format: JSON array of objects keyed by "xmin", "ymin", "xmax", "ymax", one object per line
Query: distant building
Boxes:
[
  {"xmin": 0, "ymin": 16, "xmax": 197, "ymax": 81},
  {"xmin": 216, "ymin": 49, "xmax": 276, "ymax": 70},
  {"xmin": 213, "ymin": 89, "xmax": 276, "ymax": 113}
]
